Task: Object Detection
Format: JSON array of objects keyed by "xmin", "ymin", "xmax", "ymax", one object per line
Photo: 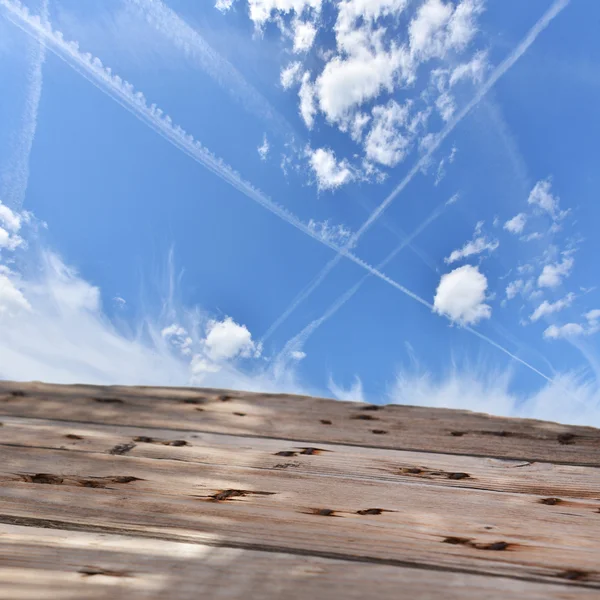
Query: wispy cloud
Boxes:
[
  {"xmin": 257, "ymin": 133, "xmax": 269, "ymax": 160},
  {"xmin": 0, "ymin": 0, "xmax": 47, "ymax": 210},
  {"xmin": 389, "ymin": 366, "xmax": 600, "ymax": 427},
  {"xmin": 126, "ymin": 0, "xmax": 296, "ymax": 139},
  {"xmin": 530, "ymin": 292, "xmax": 574, "ymax": 322},
  {"xmin": 260, "ymin": 0, "xmax": 570, "ymax": 338},
  {"xmin": 2, "ymin": 0, "xmax": 567, "ymax": 391},
  {"xmin": 445, "ymin": 221, "xmax": 499, "ymax": 264}
]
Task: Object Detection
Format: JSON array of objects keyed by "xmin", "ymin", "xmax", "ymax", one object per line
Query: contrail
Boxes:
[
  {"xmin": 0, "ymin": 0, "xmax": 566, "ymax": 387},
  {"xmin": 126, "ymin": 0, "xmax": 297, "ymax": 140},
  {"xmin": 265, "ymin": 0, "xmax": 571, "ymax": 334},
  {"xmin": 265, "ymin": 197, "xmax": 450, "ymax": 346},
  {"xmin": 0, "ymin": 0, "xmax": 48, "ymax": 209}
]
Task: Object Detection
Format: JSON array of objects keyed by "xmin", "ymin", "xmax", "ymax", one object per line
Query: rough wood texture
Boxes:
[{"xmin": 1, "ymin": 381, "xmax": 599, "ymax": 599}]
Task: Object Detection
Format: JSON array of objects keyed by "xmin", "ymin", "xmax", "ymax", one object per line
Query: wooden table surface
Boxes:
[{"xmin": 1, "ymin": 380, "xmax": 599, "ymax": 599}]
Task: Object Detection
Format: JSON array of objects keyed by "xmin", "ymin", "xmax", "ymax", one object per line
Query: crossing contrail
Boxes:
[
  {"xmin": 263, "ymin": 0, "xmax": 571, "ymax": 335},
  {"xmin": 0, "ymin": 0, "xmax": 568, "ymax": 387}
]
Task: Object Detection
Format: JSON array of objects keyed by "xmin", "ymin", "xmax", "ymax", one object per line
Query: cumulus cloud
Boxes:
[
  {"xmin": 257, "ymin": 133, "xmax": 270, "ymax": 160},
  {"xmin": 315, "ymin": 48, "xmax": 411, "ymax": 124},
  {"xmin": 449, "ymin": 50, "xmax": 488, "ymax": 86},
  {"xmin": 280, "ymin": 61, "xmax": 302, "ymax": 89},
  {"xmin": 224, "ymin": 0, "xmax": 487, "ymax": 184},
  {"xmin": 542, "ymin": 308, "xmax": 600, "ymax": 341},
  {"xmin": 215, "ymin": 0, "xmax": 235, "ymax": 12},
  {"xmin": 543, "ymin": 323, "xmax": 585, "ymax": 340},
  {"xmin": 433, "ymin": 264, "xmax": 491, "ymax": 325},
  {"xmin": 409, "ymin": 0, "xmax": 482, "ymax": 61},
  {"xmin": 307, "ymin": 218, "xmax": 352, "ymax": 245},
  {"xmin": 364, "ymin": 100, "xmax": 411, "ymax": 167},
  {"xmin": 505, "ymin": 279, "xmax": 524, "ymax": 300},
  {"xmin": 292, "ymin": 18, "xmax": 317, "ymax": 52},
  {"xmin": 504, "ymin": 212, "xmax": 527, "ymax": 234},
  {"xmin": 0, "ymin": 242, "xmax": 307, "ymax": 393},
  {"xmin": 0, "ymin": 267, "xmax": 31, "ymax": 316},
  {"xmin": 530, "ymin": 292, "xmax": 574, "ymax": 322},
  {"xmin": 0, "ymin": 200, "xmax": 26, "ymax": 251},
  {"xmin": 527, "ymin": 178, "xmax": 568, "ymax": 221},
  {"xmin": 308, "ymin": 147, "xmax": 353, "ymax": 190},
  {"xmin": 298, "ymin": 71, "xmax": 317, "ymax": 128},
  {"xmin": 538, "ymin": 256, "xmax": 574, "ymax": 288},
  {"xmin": 445, "ymin": 221, "xmax": 499, "ymax": 264},
  {"xmin": 204, "ymin": 316, "xmax": 260, "ymax": 361}
]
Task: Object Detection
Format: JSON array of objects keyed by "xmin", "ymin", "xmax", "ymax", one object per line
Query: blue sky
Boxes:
[{"xmin": 1, "ymin": 0, "xmax": 599, "ymax": 425}]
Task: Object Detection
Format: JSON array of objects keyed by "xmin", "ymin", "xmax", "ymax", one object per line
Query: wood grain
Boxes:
[
  {"xmin": 2, "ymin": 380, "xmax": 600, "ymax": 598},
  {"xmin": 0, "ymin": 443, "xmax": 599, "ymax": 587},
  {"xmin": 2, "ymin": 525, "xmax": 596, "ymax": 600},
  {"xmin": 1, "ymin": 381, "xmax": 599, "ymax": 465},
  {"xmin": 2, "ymin": 416, "xmax": 599, "ymax": 499}
]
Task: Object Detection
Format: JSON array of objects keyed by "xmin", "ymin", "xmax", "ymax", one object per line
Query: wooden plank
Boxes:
[
  {"xmin": 1, "ymin": 525, "xmax": 595, "ymax": 600},
  {"xmin": 2, "ymin": 381, "xmax": 599, "ymax": 465},
  {"xmin": 0, "ymin": 444, "xmax": 599, "ymax": 587},
  {"xmin": 2, "ymin": 416, "xmax": 600, "ymax": 499}
]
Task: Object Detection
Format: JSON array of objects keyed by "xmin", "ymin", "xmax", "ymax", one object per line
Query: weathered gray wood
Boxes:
[
  {"xmin": 2, "ymin": 380, "xmax": 600, "ymax": 598},
  {"xmin": 2, "ymin": 416, "xmax": 599, "ymax": 499},
  {"xmin": 0, "ymin": 443, "xmax": 599, "ymax": 587},
  {"xmin": 1, "ymin": 524, "xmax": 595, "ymax": 600},
  {"xmin": 1, "ymin": 381, "xmax": 598, "ymax": 465}
]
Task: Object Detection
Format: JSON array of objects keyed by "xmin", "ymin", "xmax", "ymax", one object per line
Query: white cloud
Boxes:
[
  {"xmin": 364, "ymin": 100, "xmax": 411, "ymax": 167},
  {"xmin": 292, "ymin": 18, "xmax": 317, "ymax": 52},
  {"xmin": 0, "ymin": 200, "xmax": 26, "ymax": 250},
  {"xmin": 280, "ymin": 61, "xmax": 302, "ymax": 89},
  {"xmin": 445, "ymin": 222, "xmax": 499, "ymax": 264},
  {"xmin": 0, "ymin": 268, "xmax": 31, "ymax": 316},
  {"xmin": 307, "ymin": 219, "xmax": 352, "ymax": 245},
  {"xmin": 215, "ymin": 0, "xmax": 235, "ymax": 12},
  {"xmin": 504, "ymin": 213, "xmax": 527, "ymax": 234},
  {"xmin": 0, "ymin": 201, "xmax": 23, "ymax": 232},
  {"xmin": 0, "ymin": 245, "xmax": 298, "ymax": 391},
  {"xmin": 538, "ymin": 256, "xmax": 574, "ymax": 288},
  {"xmin": 257, "ymin": 133, "xmax": 270, "ymax": 160},
  {"xmin": 315, "ymin": 47, "xmax": 412, "ymax": 123},
  {"xmin": 543, "ymin": 323, "xmax": 585, "ymax": 340},
  {"xmin": 449, "ymin": 50, "xmax": 488, "ymax": 86},
  {"xmin": 308, "ymin": 147, "xmax": 353, "ymax": 190},
  {"xmin": 542, "ymin": 308, "xmax": 600, "ymax": 340},
  {"xmin": 409, "ymin": 0, "xmax": 481, "ymax": 61},
  {"xmin": 527, "ymin": 178, "xmax": 567, "ymax": 221},
  {"xmin": 585, "ymin": 309, "xmax": 600, "ymax": 323},
  {"xmin": 204, "ymin": 316, "xmax": 259, "ymax": 361},
  {"xmin": 505, "ymin": 279, "xmax": 523, "ymax": 300},
  {"xmin": 328, "ymin": 375, "xmax": 365, "ymax": 402},
  {"xmin": 290, "ymin": 350, "xmax": 306, "ymax": 360},
  {"xmin": 349, "ymin": 111, "xmax": 370, "ymax": 142},
  {"xmin": 435, "ymin": 91, "xmax": 455, "ymax": 121},
  {"xmin": 522, "ymin": 231, "xmax": 543, "ymax": 242},
  {"xmin": 530, "ymin": 292, "xmax": 574, "ymax": 322},
  {"xmin": 433, "ymin": 264, "xmax": 491, "ymax": 325},
  {"xmin": 298, "ymin": 71, "xmax": 317, "ymax": 128},
  {"xmin": 113, "ymin": 296, "xmax": 127, "ymax": 308},
  {"xmin": 389, "ymin": 368, "xmax": 600, "ymax": 427},
  {"xmin": 246, "ymin": 0, "xmax": 323, "ymax": 27}
]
